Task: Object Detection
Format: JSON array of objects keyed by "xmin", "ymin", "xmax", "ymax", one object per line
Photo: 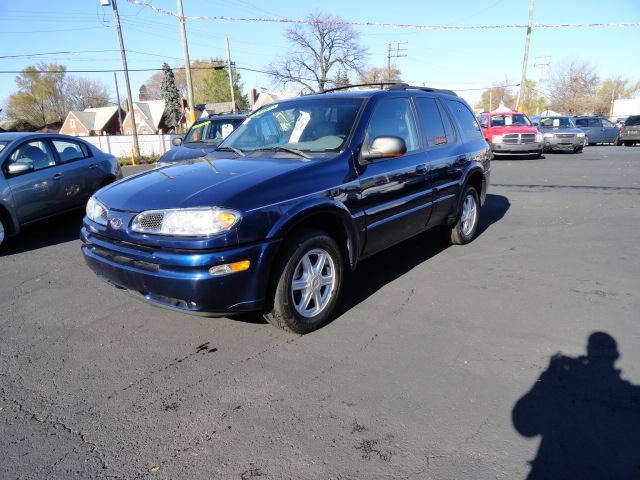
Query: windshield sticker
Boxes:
[
  {"xmin": 250, "ymin": 103, "xmax": 279, "ymax": 118},
  {"xmin": 221, "ymin": 123, "xmax": 235, "ymax": 139},
  {"xmin": 433, "ymin": 135, "xmax": 447, "ymax": 145},
  {"xmin": 288, "ymin": 111, "xmax": 311, "ymax": 143},
  {"xmin": 552, "ymin": 118, "xmax": 560, "ymax": 127},
  {"xmin": 505, "ymin": 116, "xmax": 513, "ymax": 126},
  {"xmin": 195, "ymin": 120, "xmax": 210, "ymax": 128}
]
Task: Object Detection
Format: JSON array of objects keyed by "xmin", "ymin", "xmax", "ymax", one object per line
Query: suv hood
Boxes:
[
  {"xmin": 158, "ymin": 144, "xmax": 218, "ymax": 164},
  {"xmin": 486, "ymin": 126, "xmax": 539, "ymax": 135},
  {"xmin": 97, "ymin": 155, "xmax": 311, "ymax": 212},
  {"xmin": 538, "ymin": 126, "xmax": 583, "ymax": 134}
]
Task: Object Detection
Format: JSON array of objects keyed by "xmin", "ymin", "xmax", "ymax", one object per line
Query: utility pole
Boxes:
[
  {"xmin": 113, "ymin": 71, "xmax": 123, "ymax": 134},
  {"xmin": 107, "ymin": 0, "xmax": 140, "ymax": 162},
  {"xmin": 176, "ymin": 0, "xmax": 196, "ymax": 125},
  {"xmin": 225, "ymin": 37, "xmax": 236, "ymax": 113},
  {"xmin": 387, "ymin": 40, "xmax": 407, "ymax": 82},
  {"xmin": 516, "ymin": 0, "xmax": 535, "ymax": 111},
  {"xmin": 534, "ymin": 55, "xmax": 550, "ymax": 81}
]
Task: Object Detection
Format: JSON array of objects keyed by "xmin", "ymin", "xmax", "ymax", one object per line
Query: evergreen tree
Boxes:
[
  {"xmin": 138, "ymin": 84, "xmax": 149, "ymax": 101},
  {"xmin": 333, "ymin": 70, "xmax": 350, "ymax": 89},
  {"xmin": 160, "ymin": 63, "xmax": 182, "ymax": 129}
]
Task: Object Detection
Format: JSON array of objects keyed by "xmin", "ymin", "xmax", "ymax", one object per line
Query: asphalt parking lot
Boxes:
[{"xmin": 1, "ymin": 146, "xmax": 639, "ymax": 479}]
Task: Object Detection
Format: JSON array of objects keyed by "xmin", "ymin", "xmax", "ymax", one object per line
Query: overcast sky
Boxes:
[{"xmin": 1, "ymin": 0, "xmax": 639, "ymax": 109}]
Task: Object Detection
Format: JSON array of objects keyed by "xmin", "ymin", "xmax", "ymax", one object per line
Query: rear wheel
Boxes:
[
  {"xmin": 624, "ymin": 141, "xmax": 633, "ymax": 147},
  {"xmin": 0, "ymin": 216, "xmax": 6, "ymax": 250},
  {"xmin": 263, "ymin": 230, "xmax": 343, "ymax": 334},
  {"xmin": 449, "ymin": 186, "xmax": 480, "ymax": 245}
]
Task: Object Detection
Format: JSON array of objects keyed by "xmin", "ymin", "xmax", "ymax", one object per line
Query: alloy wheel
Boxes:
[
  {"xmin": 291, "ymin": 248, "xmax": 336, "ymax": 318},
  {"xmin": 460, "ymin": 194, "xmax": 478, "ymax": 237}
]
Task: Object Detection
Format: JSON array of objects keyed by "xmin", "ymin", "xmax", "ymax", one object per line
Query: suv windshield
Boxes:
[
  {"xmin": 491, "ymin": 114, "xmax": 531, "ymax": 127},
  {"xmin": 538, "ymin": 117, "xmax": 574, "ymax": 128},
  {"xmin": 184, "ymin": 118, "xmax": 243, "ymax": 144},
  {"xmin": 626, "ymin": 115, "xmax": 640, "ymax": 126},
  {"xmin": 221, "ymin": 98, "xmax": 364, "ymax": 153},
  {"xmin": 0, "ymin": 141, "xmax": 8, "ymax": 153}
]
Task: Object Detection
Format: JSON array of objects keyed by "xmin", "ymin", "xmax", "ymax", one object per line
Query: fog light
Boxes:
[{"xmin": 209, "ymin": 260, "xmax": 250, "ymax": 276}]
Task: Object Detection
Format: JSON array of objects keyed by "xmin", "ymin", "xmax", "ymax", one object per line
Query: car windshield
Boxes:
[
  {"xmin": 538, "ymin": 117, "xmax": 574, "ymax": 128},
  {"xmin": 0, "ymin": 141, "xmax": 8, "ymax": 153},
  {"xmin": 184, "ymin": 118, "xmax": 243, "ymax": 144},
  {"xmin": 220, "ymin": 98, "xmax": 364, "ymax": 153},
  {"xmin": 491, "ymin": 114, "xmax": 532, "ymax": 127},
  {"xmin": 626, "ymin": 116, "xmax": 640, "ymax": 126}
]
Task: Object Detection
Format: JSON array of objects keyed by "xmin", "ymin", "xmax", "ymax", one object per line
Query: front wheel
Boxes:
[
  {"xmin": 449, "ymin": 186, "xmax": 480, "ymax": 245},
  {"xmin": 264, "ymin": 230, "xmax": 343, "ymax": 334},
  {"xmin": 0, "ymin": 216, "xmax": 6, "ymax": 250},
  {"xmin": 573, "ymin": 146, "xmax": 583, "ymax": 153}
]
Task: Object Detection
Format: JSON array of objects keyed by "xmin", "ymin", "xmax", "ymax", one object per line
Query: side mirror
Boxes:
[
  {"xmin": 360, "ymin": 136, "xmax": 407, "ymax": 163},
  {"xmin": 7, "ymin": 162, "xmax": 34, "ymax": 175},
  {"xmin": 171, "ymin": 137, "xmax": 183, "ymax": 147},
  {"xmin": 533, "ymin": 122, "xmax": 539, "ymax": 126}
]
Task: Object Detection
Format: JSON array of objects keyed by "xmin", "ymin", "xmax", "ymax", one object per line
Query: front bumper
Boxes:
[
  {"xmin": 491, "ymin": 142, "xmax": 543, "ymax": 155},
  {"xmin": 543, "ymin": 136, "xmax": 584, "ymax": 150},
  {"xmin": 81, "ymin": 227, "xmax": 281, "ymax": 316}
]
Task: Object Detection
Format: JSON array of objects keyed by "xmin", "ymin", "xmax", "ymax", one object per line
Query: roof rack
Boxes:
[
  {"xmin": 320, "ymin": 82, "xmax": 407, "ymax": 94},
  {"xmin": 319, "ymin": 82, "xmax": 458, "ymax": 97}
]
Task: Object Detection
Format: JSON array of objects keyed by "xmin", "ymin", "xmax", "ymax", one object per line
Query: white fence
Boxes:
[{"xmin": 83, "ymin": 133, "xmax": 180, "ymax": 158}]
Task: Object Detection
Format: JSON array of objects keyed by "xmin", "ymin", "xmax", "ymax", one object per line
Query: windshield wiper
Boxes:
[
  {"xmin": 253, "ymin": 146, "xmax": 310, "ymax": 159},
  {"xmin": 215, "ymin": 146, "xmax": 245, "ymax": 156}
]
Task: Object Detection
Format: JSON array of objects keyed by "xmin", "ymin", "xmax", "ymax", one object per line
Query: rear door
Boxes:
[
  {"xmin": 3, "ymin": 139, "xmax": 66, "ymax": 223},
  {"xmin": 587, "ymin": 118, "xmax": 603, "ymax": 143},
  {"xmin": 414, "ymin": 95, "xmax": 464, "ymax": 228},
  {"xmin": 600, "ymin": 118, "xmax": 618, "ymax": 143},
  {"xmin": 358, "ymin": 96, "xmax": 432, "ymax": 256}
]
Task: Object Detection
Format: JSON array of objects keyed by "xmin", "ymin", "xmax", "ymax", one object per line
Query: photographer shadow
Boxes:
[{"xmin": 512, "ymin": 332, "xmax": 640, "ymax": 479}]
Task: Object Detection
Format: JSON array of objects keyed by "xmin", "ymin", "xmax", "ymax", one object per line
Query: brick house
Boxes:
[{"xmin": 60, "ymin": 106, "xmax": 123, "ymax": 136}]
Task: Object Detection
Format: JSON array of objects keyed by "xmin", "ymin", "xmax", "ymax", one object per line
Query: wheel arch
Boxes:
[{"xmin": 0, "ymin": 201, "xmax": 19, "ymax": 237}]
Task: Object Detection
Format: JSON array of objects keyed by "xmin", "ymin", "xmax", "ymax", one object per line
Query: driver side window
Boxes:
[
  {"xmin": 9, "ymin": 140, "xmax": 56, "ymax": 171},
  {"xmin": 366, "ymin": 97, "xmax": 419, "ymax": 153}
]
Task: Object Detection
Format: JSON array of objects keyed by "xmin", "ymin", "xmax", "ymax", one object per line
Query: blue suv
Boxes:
[{"xmin": 81, "ymin": 85, "xmax": 490, "ymax": 333}]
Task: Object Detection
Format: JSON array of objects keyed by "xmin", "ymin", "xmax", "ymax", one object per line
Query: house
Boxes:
[
  {"xmin": 121, "ymin": 100, "xmax": 169, "ymax": 134},
  {"xmin": 60, "ymin": 106, "xmax": 123, "ymax": 136},
  {"xmin": 199, "ymin": 101, "xmax": 238, "ymax": 118},
  {"xmin": 251, "ymin": 91, "xmax": 300, "ymax": 111}
]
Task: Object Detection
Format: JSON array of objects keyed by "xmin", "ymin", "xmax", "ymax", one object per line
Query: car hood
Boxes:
[
  {"xmin": 157, "ymin": 144, "xmax": 219, "ymax": 163},
  {"xmin": 485, "ymin": 126, "xmax": 539, "ymax": 134},
  {"xmin": 96, "ymin": 155, "xmax": 312, "ymax": 212}
]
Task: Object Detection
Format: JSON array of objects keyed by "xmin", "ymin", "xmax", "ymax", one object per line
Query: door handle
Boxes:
[
  {"xmin": 88, "ymin": 163, "xmax": 97, "ymax": 169},
  {"xmin": 416, "ymin": 164, "xmax": 428, "ymax": 174},
  {"xmin": 53, "ymin": 173, "xmax": 63, "ymax": 180}
]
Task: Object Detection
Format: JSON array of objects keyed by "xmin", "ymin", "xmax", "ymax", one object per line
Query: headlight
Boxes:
[
  {"xmin": 577, "ymin": 132, "xmax": 585, "ymax": 138},
  {"xmin": 492, "ymin": 135, "xmax": 503, "ymax": 144},
  {"xmin": 131, "ymin": 207, "xmax": 241, "ymax": 237},
  {"xmin": 86, "ymin": 196, "xmax": 108, "ymax": 225},
  {"xmin": 543, "ymin": 133, "xmax": 555, "ymax": 138},
  {"xmin": 535, "ymin": 133, "xmax": 544, "ymax": 142}
]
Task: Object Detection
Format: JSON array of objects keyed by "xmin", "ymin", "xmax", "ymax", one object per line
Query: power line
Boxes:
[{"xmin": 0, "ymin": 49, "xmax": 182, "ymax": 60}]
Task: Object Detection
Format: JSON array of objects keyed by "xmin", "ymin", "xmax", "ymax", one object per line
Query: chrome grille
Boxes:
[
  {"xmin": 502, "ymin": 133, "xmax": 536, "ymax": 144},
  {"xmin": 556, "ymin": 133, "xmax": 575, "ymax": 139}
]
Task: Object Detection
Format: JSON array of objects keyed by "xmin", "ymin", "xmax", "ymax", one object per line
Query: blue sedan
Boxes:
[{"xmin": 0, "ymin": 132, "xmax": 122, "ymax": 249}]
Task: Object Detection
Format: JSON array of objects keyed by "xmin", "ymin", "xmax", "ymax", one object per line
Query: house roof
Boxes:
[
  {"xmin": 67, "ymin": 105, "xmax": 120, "ymax": 131},
  {"xmin": 252, "ymin": 90, "xmax": 300, "ymax": 110},
  {"xmin": 203, "ymin": 101, "xmax": 237, "ymax": 115},
  {"xmin": 132, "ymin": 100, "xmax": 165, "ymax": 129}
]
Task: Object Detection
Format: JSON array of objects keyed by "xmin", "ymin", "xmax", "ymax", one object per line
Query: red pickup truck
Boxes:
[{"xmin": 477, "ymin": 111, "xmax": 543, "ymax": 158}]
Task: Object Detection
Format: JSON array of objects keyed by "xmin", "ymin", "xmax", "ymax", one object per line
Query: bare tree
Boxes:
[
  {"xmin": 545, "ymin": 61, "xmax": 600, "ymax": 115},
  {"xmin": 358, "ymin": 65, "xmax": 402, "ymax": 84},
  {"xmin": 66, "ymin": 77, "xmax": 111, "ymax": 110},
  {"xmin": 266, "ymin": 12, "xmax": 367, "ymax": 92}
]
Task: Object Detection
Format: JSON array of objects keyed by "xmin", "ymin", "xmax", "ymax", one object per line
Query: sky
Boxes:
[{"xmin": 0, "ymin": 0, "xmax": 639, "ymax": 111}]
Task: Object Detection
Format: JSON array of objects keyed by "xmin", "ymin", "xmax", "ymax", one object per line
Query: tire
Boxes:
[
  {"xmin": 263, "ymin": 230, "xmax": 344, "ymax": 334},
  {"xmin": 624, "ymin": 141, "xmax": 633, "ymax": 147},
  {"xmin": 531, "ymin": 152, "xmax": 543, "ymax": 159},
  {"xmin": 573, "ymin": 146, "xmax": 583, "ymax": 153},
  {"xmin": 0, "ymin": 215, "xmax": 6, "ymax": 250},
  {"xmin": 449, "ymin": 186, "xmax": 480, "ymax": 245},
  {"xmin": 615, "ymin": 136, "xmax": 622, "ymax": 146}
]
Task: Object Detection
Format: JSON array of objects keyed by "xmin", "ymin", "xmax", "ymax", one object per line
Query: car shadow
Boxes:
[
  {"xmin": 512, "ymin": 332, "xmax": 640, "ymax": 479},
  {"xmin": 333, "ymin": 193, "xmax": 510, "ymax": 318},
  {"xmin": 1, "ymin": 210, "xmax": 84, "ymax": 257}
]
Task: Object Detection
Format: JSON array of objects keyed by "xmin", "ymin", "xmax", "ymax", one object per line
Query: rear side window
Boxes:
[
  {"xmin": 366, "ymin": 97, "xmax": 420, "ymax": 152},
  {"xmin": 414, "ymin": 97, "xmax": 448, "ymax": 147},
  {"xmin": 52, "ymin": 140, "xmax": 89, "ymax": 162},
  {"xmin": 446, "ymin": 100, "xmax": 483, "ymax": 140},
  {"xmin": 626, "ymin": 116, "xmax": 640, "ymax": 126}
]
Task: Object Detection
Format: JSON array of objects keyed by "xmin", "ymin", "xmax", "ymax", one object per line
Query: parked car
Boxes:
[
  {"xmin": 618, "ymin": 115, "xmax": 640, "ymax": 146},
  {"xmin": 81, "ymin": 85, "xmax": 490, "ymax": 333},
  {"xmin": 531, "ymin": 116, "xmax": 586, "ymax": 153},
  {"xmin": 573, "ymin": 116, "xmax": 619, "ymax": 145},
  {"xmin": 156, "ymin": 114, "xmax": 245, "ymax": 166},
  {"xmin": 0, "ymin": 132, "xmax": 122, "ymax": 249},
  {"xmin": 477, "ymin": 111, "xmax": 543, "ymax": 158}
]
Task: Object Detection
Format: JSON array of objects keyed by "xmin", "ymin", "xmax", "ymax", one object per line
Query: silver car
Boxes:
[
  {"xmin": 531, "ymin": 116, "xmax": 586, "ymax": 153},
  {"xmin": 0, "ymin": 132, "xmax": 122, "ymax": 249}
]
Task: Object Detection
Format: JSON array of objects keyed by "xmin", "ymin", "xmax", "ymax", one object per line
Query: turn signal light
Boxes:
[{"xmin": 208, "ymin": 260, "xmax": 251, "ymax": 276}]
